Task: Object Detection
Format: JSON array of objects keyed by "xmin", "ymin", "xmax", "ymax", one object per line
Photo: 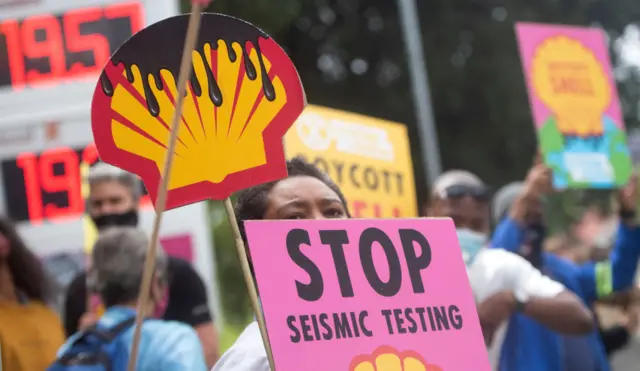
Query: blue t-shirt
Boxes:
[{"xmin": 58, "ymin": 306, "xmax": 207, "ymax": 371}]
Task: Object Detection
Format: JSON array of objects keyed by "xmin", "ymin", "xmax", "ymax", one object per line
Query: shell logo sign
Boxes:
[
  {"xmin": 350, "ymin": 346, "xmax": 443, "ymax": 371},
  {"xmin": 91, "ymin": 13, "xmax": 306, "ymax": 210}
]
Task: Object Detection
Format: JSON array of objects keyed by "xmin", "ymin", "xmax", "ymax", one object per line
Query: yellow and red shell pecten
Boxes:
[
  {"xmin": 91, "ymin": 13, "xmax": 306, "ymax": 210},
  {"xmin": 349, "ymin": 346, "xmax": 443, "ymax": 371}
]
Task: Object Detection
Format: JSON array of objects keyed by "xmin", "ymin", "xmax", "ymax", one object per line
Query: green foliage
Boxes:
[
  {"xmin": 181, "ymin": 0, "xmax": 304, "ymax": 35},
  {"xmin": 210, "ymin": 199, "xmax": 252, "ymax": 326},
  {"xmin": 171, "ymin": 0, "xmax": 640, "ymax": 331}
]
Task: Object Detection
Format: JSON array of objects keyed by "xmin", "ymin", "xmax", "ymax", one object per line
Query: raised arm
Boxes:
[
  {"xmin": 491, "ymin": 163, "xmax": 550, "ymax": 253},
  {"xmin": 578, "ymin": 175, "xmax": 640, "ymax": 303}
]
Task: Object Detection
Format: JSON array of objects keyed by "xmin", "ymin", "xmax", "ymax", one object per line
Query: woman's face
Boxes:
[{"xmin": 263, "ymin": 176, "xmax": 348, "ymax": 220}]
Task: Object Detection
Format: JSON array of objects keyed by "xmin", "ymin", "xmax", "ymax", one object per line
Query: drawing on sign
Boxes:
[
  {"xmin": 516, "ymin": 23, "xmax": 632, "ymax": 188},
  {"xmin": 91, "ymin": 13, "xmax": 306, "ymax": 210},
  {"xmin": 349, "ymin": 346, "xmax": 443, "ymax": 371},
  {"xmin": 533, "ymin": 36, "xmax": 609, "ymax": 137}
]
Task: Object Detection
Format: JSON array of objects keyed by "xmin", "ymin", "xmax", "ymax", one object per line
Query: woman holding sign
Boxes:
[{"xmin": 214, "ymin": 157, "xmax": 349, "ymax": 371}]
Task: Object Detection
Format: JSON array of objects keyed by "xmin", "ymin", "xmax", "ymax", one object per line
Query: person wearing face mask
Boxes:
[
  {"xmin": 0, "ymin": 216, "xmax": 65, "ymax": 370},
  {"xmin": 213, "ymin": 157, "xmax": 350, "ymax": 371},
  {"xmin": 51, "ymin": 227, "xmax": 207, "ymax": 371},
  {"xmin": 491, "ymin": 161, "xmax": 640, "ymax": 371},
  {"xmin": 425, "ymin": 170, "xmax": 593, "ymax": 371},
  {"xmin": 63, "ymin": 163, "xmax": 220, "ymax": 368}
]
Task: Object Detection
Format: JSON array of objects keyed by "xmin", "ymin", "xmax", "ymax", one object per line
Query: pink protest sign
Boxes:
[
  {"xmin": 244, "ymin": 218, "xmax": 489, "ymax": 371},
  {"xmin": 515, "ymin": 22, "xmax": 632, "ymax": 189}
]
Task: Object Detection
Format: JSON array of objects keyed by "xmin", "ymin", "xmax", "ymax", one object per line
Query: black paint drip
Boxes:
[{"xmin": 100, "ymin": 13, "xmax": 277, "ymax": 117}]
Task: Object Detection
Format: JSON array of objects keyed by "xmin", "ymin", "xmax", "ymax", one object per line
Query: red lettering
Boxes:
[
  {"xmin": 349, "ymin": 200, "xmax": 403, "ymax": 218},
  {"xmin": 63, "ymin": 8, "xmax": 110, "ymax": 78}
]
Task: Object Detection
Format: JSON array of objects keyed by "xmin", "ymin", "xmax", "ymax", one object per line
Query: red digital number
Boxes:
[
  {"xmin": 82, "ymin": 142, "xmax": 99, "ymax": 165},
  {"xmin": 39, "ymin": 147, "xmax": 83, "ymax": 219},
  {"xmin": 0, "ymin": 20, "xmax": 26, "ymax": 90},
  {"xmin": 63, "ymin": 8, "xmax": 110, "ymax": 78},
  {"xmin": 0, "ymin": 2, "xmax": 142, "ymax": 90},
  {"xmin": 105, "ymin": 2, "xmax": 144, "ymax": 34},
  {"xmin": 17, "ymin": 143, "xmax": 152, "ymax": 224},
  {"xmin": 16, "ymin": 152, "xmax": 43, "ymax": 223},
  {"xmin": 22, "ymin": 14, "xmax": 66, "ymax": 87}
]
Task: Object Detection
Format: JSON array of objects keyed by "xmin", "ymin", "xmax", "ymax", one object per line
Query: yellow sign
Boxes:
[{"xmin": 285, "ymin": 105, "xmax": 417, "ymax": 218}]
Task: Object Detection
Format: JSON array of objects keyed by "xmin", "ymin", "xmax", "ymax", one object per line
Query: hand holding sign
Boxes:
[{"xmin": 91, "ymin": 10, "xmax": 306, "ymax": 371}]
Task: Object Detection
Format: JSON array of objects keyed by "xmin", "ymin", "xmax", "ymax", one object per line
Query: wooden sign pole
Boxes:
[
  {"xmin": 126, "ymin": 3, "xmax": 204, "ymax": 371},
  {"xmin": 223, "ymin": 197, "xmax": 276, "ymax": 369},
  {"xmin": 125, "ymin": 2, "xmax": 276, "ymax": 371}
]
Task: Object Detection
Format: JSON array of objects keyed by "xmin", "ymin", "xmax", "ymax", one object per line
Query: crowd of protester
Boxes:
[{"xmin": 0, "ymin": 156, "xmax": 639, "ymax": 371}]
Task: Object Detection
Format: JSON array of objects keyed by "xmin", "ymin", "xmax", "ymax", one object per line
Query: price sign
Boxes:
[
  {"xmin": 0, "ymin": 1, "xmax": 143, "ymax": 90},
  {"xmin": 1, "ymin": 143, "xmax": 151, "ymax": 224}
]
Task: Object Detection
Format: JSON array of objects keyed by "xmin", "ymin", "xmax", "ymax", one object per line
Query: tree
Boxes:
[{"xmin": 180, "ymin": 0, "xmax": 640, "ymax": 322}]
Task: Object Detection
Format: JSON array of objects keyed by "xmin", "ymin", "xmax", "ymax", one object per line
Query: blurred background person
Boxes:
[
  {"xmin": 51, "ymin": 227, "xmax": 207, "ymax": 371},
  {"xmin": 492, "ymin": 161, "xmax": 640, "ymax": 371},
  {"xmin": 545, "ymin": 233, "xmax": 638, "ymax": 357},
  {"xmin": 63, "ymin": 163, "xmax": 219, "ymax": 367},
  {"xmin": 424, "ymin": 169, "xmax": 593, "ymax": 371},
  {"xmin": 0, "ymin": 216, "xmax": 64, "ymax": 370}
]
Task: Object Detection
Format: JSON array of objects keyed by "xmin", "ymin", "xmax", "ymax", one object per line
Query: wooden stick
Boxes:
[
  {"xmin": 222, "ymin": 197, "xmax": 276, "ymax": 370},
  {"xmin": 126, "ymin": 4, "xmax": 204, "ymax": 371}
]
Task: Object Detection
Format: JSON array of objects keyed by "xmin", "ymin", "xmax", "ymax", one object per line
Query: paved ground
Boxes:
[{"xmin": 611, "ymin": 332, "xmax": 640, "ymax": 371}]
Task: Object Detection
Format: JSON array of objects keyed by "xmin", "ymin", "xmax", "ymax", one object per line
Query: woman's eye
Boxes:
[
  {"xmin": 325, "ymin": 209, "xmax": 345, "ymax": 218},
  {"xmin": 286, "ymin": 214, "xmax": 305, "ymax": 220}
]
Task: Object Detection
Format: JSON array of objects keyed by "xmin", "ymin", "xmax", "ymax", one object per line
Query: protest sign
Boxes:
[
  {"xmin": 516, "ymin": 22, "xmax": 632, "ymax": 189},
  {"xmin": 90, "ymin": 11, "xmax": 307, "ymax": 369},
  {"xmin": 91, "ymin": 13, "xmax": 306, "ymax": 210},
  {"xmin": 245, "ymin": 218, "xmax": 489, "ymax": 371},
  {"xmin": 285, "ymin": 106, "xmax": 417, "ymax": 218}
]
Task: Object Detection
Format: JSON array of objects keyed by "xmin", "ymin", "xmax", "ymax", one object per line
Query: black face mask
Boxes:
[
  {"xmin": 523, "ymin": 222, "xmax": 546, "ymax": 270},
  {"xmin": 91, "ymin": 209, "xmax": 139, "ymax": 230}
]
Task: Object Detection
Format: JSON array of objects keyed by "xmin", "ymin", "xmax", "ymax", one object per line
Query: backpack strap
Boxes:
[
  {"xmin": 83, "ymin": 317, "xmax": 137, "ymax": 343},
  {"xmin": 57, "ymin": 316, "xmax": 138, "ymax": 364}
]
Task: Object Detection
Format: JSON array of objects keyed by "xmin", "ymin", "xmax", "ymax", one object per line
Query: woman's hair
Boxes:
[
  {"xmin": 0, "ymin": 216, "xmax": 53, "ymax": 303},
  {"xmin": 234, "ymin": 156, "xmax": 349, "ymax": 242}
]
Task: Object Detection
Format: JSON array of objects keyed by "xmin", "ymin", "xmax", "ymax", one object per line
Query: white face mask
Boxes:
[{"xmin": 456, "ymin": 228, "xmax": 487, "ymax": 265}]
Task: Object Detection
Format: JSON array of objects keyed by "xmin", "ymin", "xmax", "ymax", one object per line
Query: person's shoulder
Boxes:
[
  {"xmin": 24, "ymin": 300, "xmax": 62, "ymax": 323},
  {"xmin": 167, "ymin": 256, "xmax": 201, "ymax": 281},
  {"xmin": 477, "ymin": 248, "xmax": 535, "ymax": 270},
  {"xmin": 470, "ymin": 248, "xmax": 523, "ymax": 272},
  {"xmin": 146, "ymin": 318, "xmax": 199, "ymax": 335},
  {"xmin": 144, "ymin": 319, "xmax": 200, "ymax": 345},
  {"xmin": 139, "ymin": 320, "xmax": 206, "ymax": 370},
  {"xmin": 168, "ymin": 255, "xmax": 190, "ymax": 268},
  {"xmin": 213, "ymin": 322, "xmax": 269, "ymax": 371}
]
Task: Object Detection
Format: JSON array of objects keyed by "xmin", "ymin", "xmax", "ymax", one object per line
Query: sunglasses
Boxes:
[{"xmin": 442, "ymin": 184, "xmax": 491, "ymax": 201}]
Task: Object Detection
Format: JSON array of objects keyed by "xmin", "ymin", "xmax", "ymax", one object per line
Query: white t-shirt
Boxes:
[
  {"xmin": 212, "ymin": 321, "xmax": 270, "ymax": 371},
  {"xmin": 212, "ymin": 248, "xmax": 565, "ymax": 371},
  {"xmin": 467, "ymin": 248, "xmax": 565, "ymax": 370}
]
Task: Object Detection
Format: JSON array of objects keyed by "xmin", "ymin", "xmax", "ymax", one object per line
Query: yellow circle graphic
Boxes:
[{"xmin": 532, "ymin": 35, "xmax": 610, "ymax": 137}]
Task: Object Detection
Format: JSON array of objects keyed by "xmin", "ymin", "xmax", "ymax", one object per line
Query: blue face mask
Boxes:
[{"xmin": 456, "ymin": 228, "xmax": 487, "ymax": 265}]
